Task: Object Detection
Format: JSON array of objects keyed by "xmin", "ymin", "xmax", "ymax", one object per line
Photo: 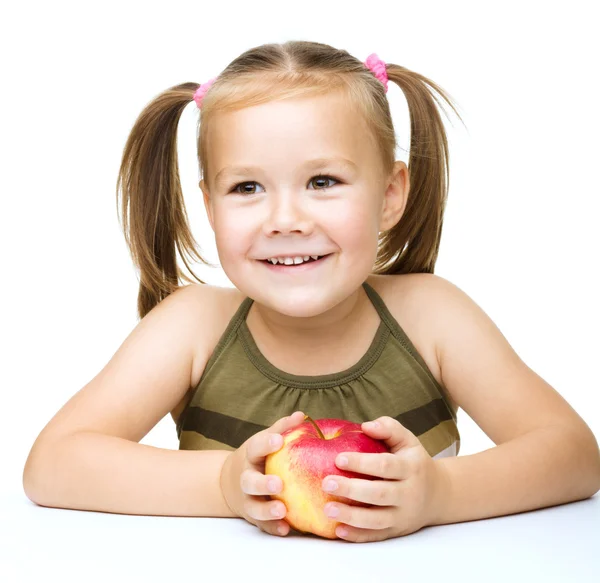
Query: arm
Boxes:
[
  {"xmin": 422, "ymin": 275, "xmax": 600, "ymax": 525},
  {"xmin": 432, "ymin": 423, "xmax": 600, "ymax": 525},
  {"xmin": 24, "ymin": 432, "xmax": 236, "ymax": 517},
  {"xmin": 23, "ymin": 284, "xmax": 237, "ymax": 518}
]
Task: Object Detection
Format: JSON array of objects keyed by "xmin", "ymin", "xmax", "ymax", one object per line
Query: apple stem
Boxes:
[{"xmin": 304, "ymin": 415, "xmax": 326, "ymax": 440}]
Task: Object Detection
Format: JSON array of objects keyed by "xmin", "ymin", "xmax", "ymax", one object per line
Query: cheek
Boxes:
[
  {"xmin": 212, "ymin": 210, "xmax": 251, "ymax": 257},
  {"xmin": 329, "ymin": 200, "xmax": 380, "ymax": 244}
]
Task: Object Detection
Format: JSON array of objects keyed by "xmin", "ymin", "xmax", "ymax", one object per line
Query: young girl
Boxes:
[{"xmin": 23, "ymin": 40, "xmax": 600, "ymax": 543}]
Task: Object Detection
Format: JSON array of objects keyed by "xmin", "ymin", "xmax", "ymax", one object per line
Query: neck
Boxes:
[{"xmin": 247, "ymin": 284, "xmax": 369, "ymax": 352}]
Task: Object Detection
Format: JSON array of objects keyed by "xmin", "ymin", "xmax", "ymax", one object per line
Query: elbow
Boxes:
[
  {"xmin": 550, "ymin": 421, "xmax": 600, "ymax": 500},
  {"xmin": 588, "ymin": 457, "xmax": 600, "ymax": 500},
  {"xmin": 23, "ymin": 476, "xmax": 46, "ymax": 507},
  {"xmin": 591, "ymin": 440, "xmax": 600, "ymax": 498},
  {"xmin": 23, "ymin": 467, "xmax": 40, "ymax": 506},
  {"xmin": 573, "ymin": 424, "xmax": 600, "ymax": 499},
  {"xmin": 585, "ymin": 428, "xmax": 600, "ymax": 496},
  {"xmin": 22, "ymin": 441, "xmax": 56, "ymax": 507},
  {"xmin": 22, "ymin": 450, "xmax": 44, "ymax": 505}
]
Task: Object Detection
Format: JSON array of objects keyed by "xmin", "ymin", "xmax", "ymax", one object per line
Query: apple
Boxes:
[{"xmin": 265, "ymin": 415, "xmax": 390, "ymax": 539}]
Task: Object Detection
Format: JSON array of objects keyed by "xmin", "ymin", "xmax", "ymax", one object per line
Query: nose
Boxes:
[{"xmin": 261, "ymin": 190, "xmax": 314, "ymax": 236}]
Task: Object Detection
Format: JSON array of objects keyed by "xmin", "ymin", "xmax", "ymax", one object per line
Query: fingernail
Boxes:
[
  {"xmin": 270, "ymin": 434, "xmax": 282, "ymax": 448},
  {"xmin": 364, "ymin": 421, "xmax": 380, "ymax": 429},
  {"xmin": 337, "ymin": 455, "xmax": 348, "ymax": 467},
  {"xmin": 323, "ymin": 480, "xmax": 338, "ymax": 492},
  {"xmin": 268, "ymin": 478, "xmax": 279, "ymax": 493},
  {"xmin": 325, "ymin": 504, "xmax": 339, "ymax": 518},
  {"xmin": 271, "ymin": 505, "xmax": 283, "ymax": 517}
]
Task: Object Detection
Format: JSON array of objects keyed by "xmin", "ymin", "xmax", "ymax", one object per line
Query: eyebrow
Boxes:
[{"xmin": 213, "ymin": 157, "xmax": 358, "ymax": 188}]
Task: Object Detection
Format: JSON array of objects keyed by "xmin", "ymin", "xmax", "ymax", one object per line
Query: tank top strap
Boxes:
[
  {"xmin": 201, "ymin": 294, "xmax": 254, "ymax": 380},
  {"xmin": 362, "ymin": 281, "xmax": 444, "ymax": 398}
]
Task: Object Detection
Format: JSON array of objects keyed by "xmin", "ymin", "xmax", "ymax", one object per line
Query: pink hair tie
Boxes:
[
  {"xmin": 193, "ymin": 77, "xmax": 216, "ymax": 108},
  {"xmin": 364, "ymin": 53, "xmax": 388, "ymax": 92}
]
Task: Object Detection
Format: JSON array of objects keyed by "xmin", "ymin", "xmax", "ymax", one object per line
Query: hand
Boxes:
[
  {"xmin": 320, "ymin": 416, "xmax": 449, "ymax": 543},
  {"xmin": 219, "ymin": 410, "xmax": 306, "ymax": 537}
]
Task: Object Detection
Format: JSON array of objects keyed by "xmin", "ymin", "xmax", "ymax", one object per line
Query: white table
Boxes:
[{"xmin": 2, "ymin": 491, "xmax": 599, "ymax": 582}]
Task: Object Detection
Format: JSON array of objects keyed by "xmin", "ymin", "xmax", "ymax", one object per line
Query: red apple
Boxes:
[{"xmin": 264, "ymin": 416, "xmax": 390, "ymax": 539}]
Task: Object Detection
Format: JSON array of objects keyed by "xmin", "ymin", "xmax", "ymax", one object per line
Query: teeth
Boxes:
[{"xmin": 266, "ymin": 255, "xmax": 323, "ymax": 265}]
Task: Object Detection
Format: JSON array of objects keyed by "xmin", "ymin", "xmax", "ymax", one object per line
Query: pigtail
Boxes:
[
  {"xmin": 375, "ymin": 65, "xmax": 465, "ymax": 275},
  {"xmin": 116, "ymin": 82, "xmax": 212, "ymax": 320}
]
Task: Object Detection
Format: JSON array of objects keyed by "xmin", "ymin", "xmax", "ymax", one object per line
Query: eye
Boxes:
[
  {"xmin": 308, "ymin": 175, "xmax": 339, "ymax": 190},
  {"xmin": 230, "ymin": 182, "xmax": 264, "ymax": 195},
  {"xmin": 229, "ymin": 174, "xmax": 340, "ymax": 195}
]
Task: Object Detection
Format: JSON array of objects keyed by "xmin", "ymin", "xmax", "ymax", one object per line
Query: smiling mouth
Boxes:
[{"xmin": 259, "ymin": 253, "xmax": 332, "ymax": 266}]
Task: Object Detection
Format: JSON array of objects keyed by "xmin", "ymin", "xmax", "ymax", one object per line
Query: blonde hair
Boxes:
[{"xmin": 116, "ymin": 40, "xmax": 464, "ymax": 320}]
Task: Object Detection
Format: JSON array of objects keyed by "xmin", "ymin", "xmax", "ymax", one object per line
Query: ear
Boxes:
[
  {"xmin": 200, "ymin": 179, "xmax": 215, "ymax": 232},
  {"xmin": 379, "ymin": 160, "xmax": 409, "ymax": 232}
]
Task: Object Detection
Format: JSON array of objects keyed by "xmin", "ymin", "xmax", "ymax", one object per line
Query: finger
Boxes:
[
  {"xmin": 246, "ymin": 411, "xmax": 306, "ymax": 465},
  {"xmin": 240, "ymin": 468, "xmax": 283, "ymax": 496},
  {"xmin": 321, "ymin": 475, "xmax": 397, "ymax": 506},
  {"xmin": 269, "ymin": 410, "xmax": 306, "ymax": 435},
  {"xmin": 323, "ymin": 501, "xmax": 394, "ymax": 531},
  {"xmin": 334, "ymin": 523, "xmax": 395, "ymax": 543},
  {"xmin": 335, "ymin": 451, "xmax": 409, "ymax": 480},
  {"xmin": 243, "ymin": 495, "xmax": 287, "ymax": 522},
  {"xmin": 255, "ymin": 519, "xmax": 291, "ymax": 537},
  {"xmin": 360, "ymin": 416, "xmax": 422, "ymax": 454}
]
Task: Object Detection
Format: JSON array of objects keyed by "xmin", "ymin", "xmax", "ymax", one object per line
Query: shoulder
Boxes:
[
  {"xmin": 147, "ymin": 283, "xmax": 240, "ymax": 348},
  {"xmin": 369, "ymin": 270, "xmax": 463, "ymax": 301},
  {"xmin": 166, "ymin": 281, "xmax": 244, "ymax": 318},
  {"xmin": 372, "ymin": 271, "xmax": 496, "ymax": 370},
  {"xmin": 395, "ymin": 273, "xmax": 504, "ymax": 366},
  {"xmin": 169, "ymin": 282, "xmax": 247, "ymax": 375},
  {"xmin": 369, "ymin": 271, "xmax": 480, "ymax": 343},
  {"xmin": 367, "ymin": 272, "xmax": 445, "ymax": 312},
  {"xmin": 366, "ymin": 272, "xmax": 490, "ymax": 410},
  {"xmin": 366, "ymin": 271, "xmax": 457, "ymax": 348},
  {"xmin": 366, "ymin": 273, "xmax": 456, "ymax": 404}
]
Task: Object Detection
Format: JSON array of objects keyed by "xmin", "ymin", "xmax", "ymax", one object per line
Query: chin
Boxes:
[
  {"xmin": 260, "ymin": 289, "xmax": 336, "ymax": 318},
  {"xmin": 223, "ymin": 260, "xmax": 370, "ymax": 317}
]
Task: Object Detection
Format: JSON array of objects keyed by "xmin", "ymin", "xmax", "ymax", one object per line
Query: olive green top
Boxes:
[{"xmin": 177, "ymin": 281, "xmax": 460, "ymax": 459}]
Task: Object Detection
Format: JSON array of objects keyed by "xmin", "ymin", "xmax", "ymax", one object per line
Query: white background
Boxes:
[{"xmin": 2, "ymin": 0, "xmax": 599, "ymax": 499}]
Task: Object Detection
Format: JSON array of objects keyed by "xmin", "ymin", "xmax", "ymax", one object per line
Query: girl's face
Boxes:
[{"xmin": 201, "ymin": 91, "xmax": 406, "ymax": 319}]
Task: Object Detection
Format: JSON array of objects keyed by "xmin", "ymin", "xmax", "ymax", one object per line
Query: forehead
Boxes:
[{"xmin": 205, "ymin": 92, "xmax": 378, "ymax": 183}]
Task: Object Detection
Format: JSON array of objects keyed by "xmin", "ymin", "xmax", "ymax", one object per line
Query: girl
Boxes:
[{"xmin": 23, "ymin": 40, "xmax": 600, "ymax": 543}]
